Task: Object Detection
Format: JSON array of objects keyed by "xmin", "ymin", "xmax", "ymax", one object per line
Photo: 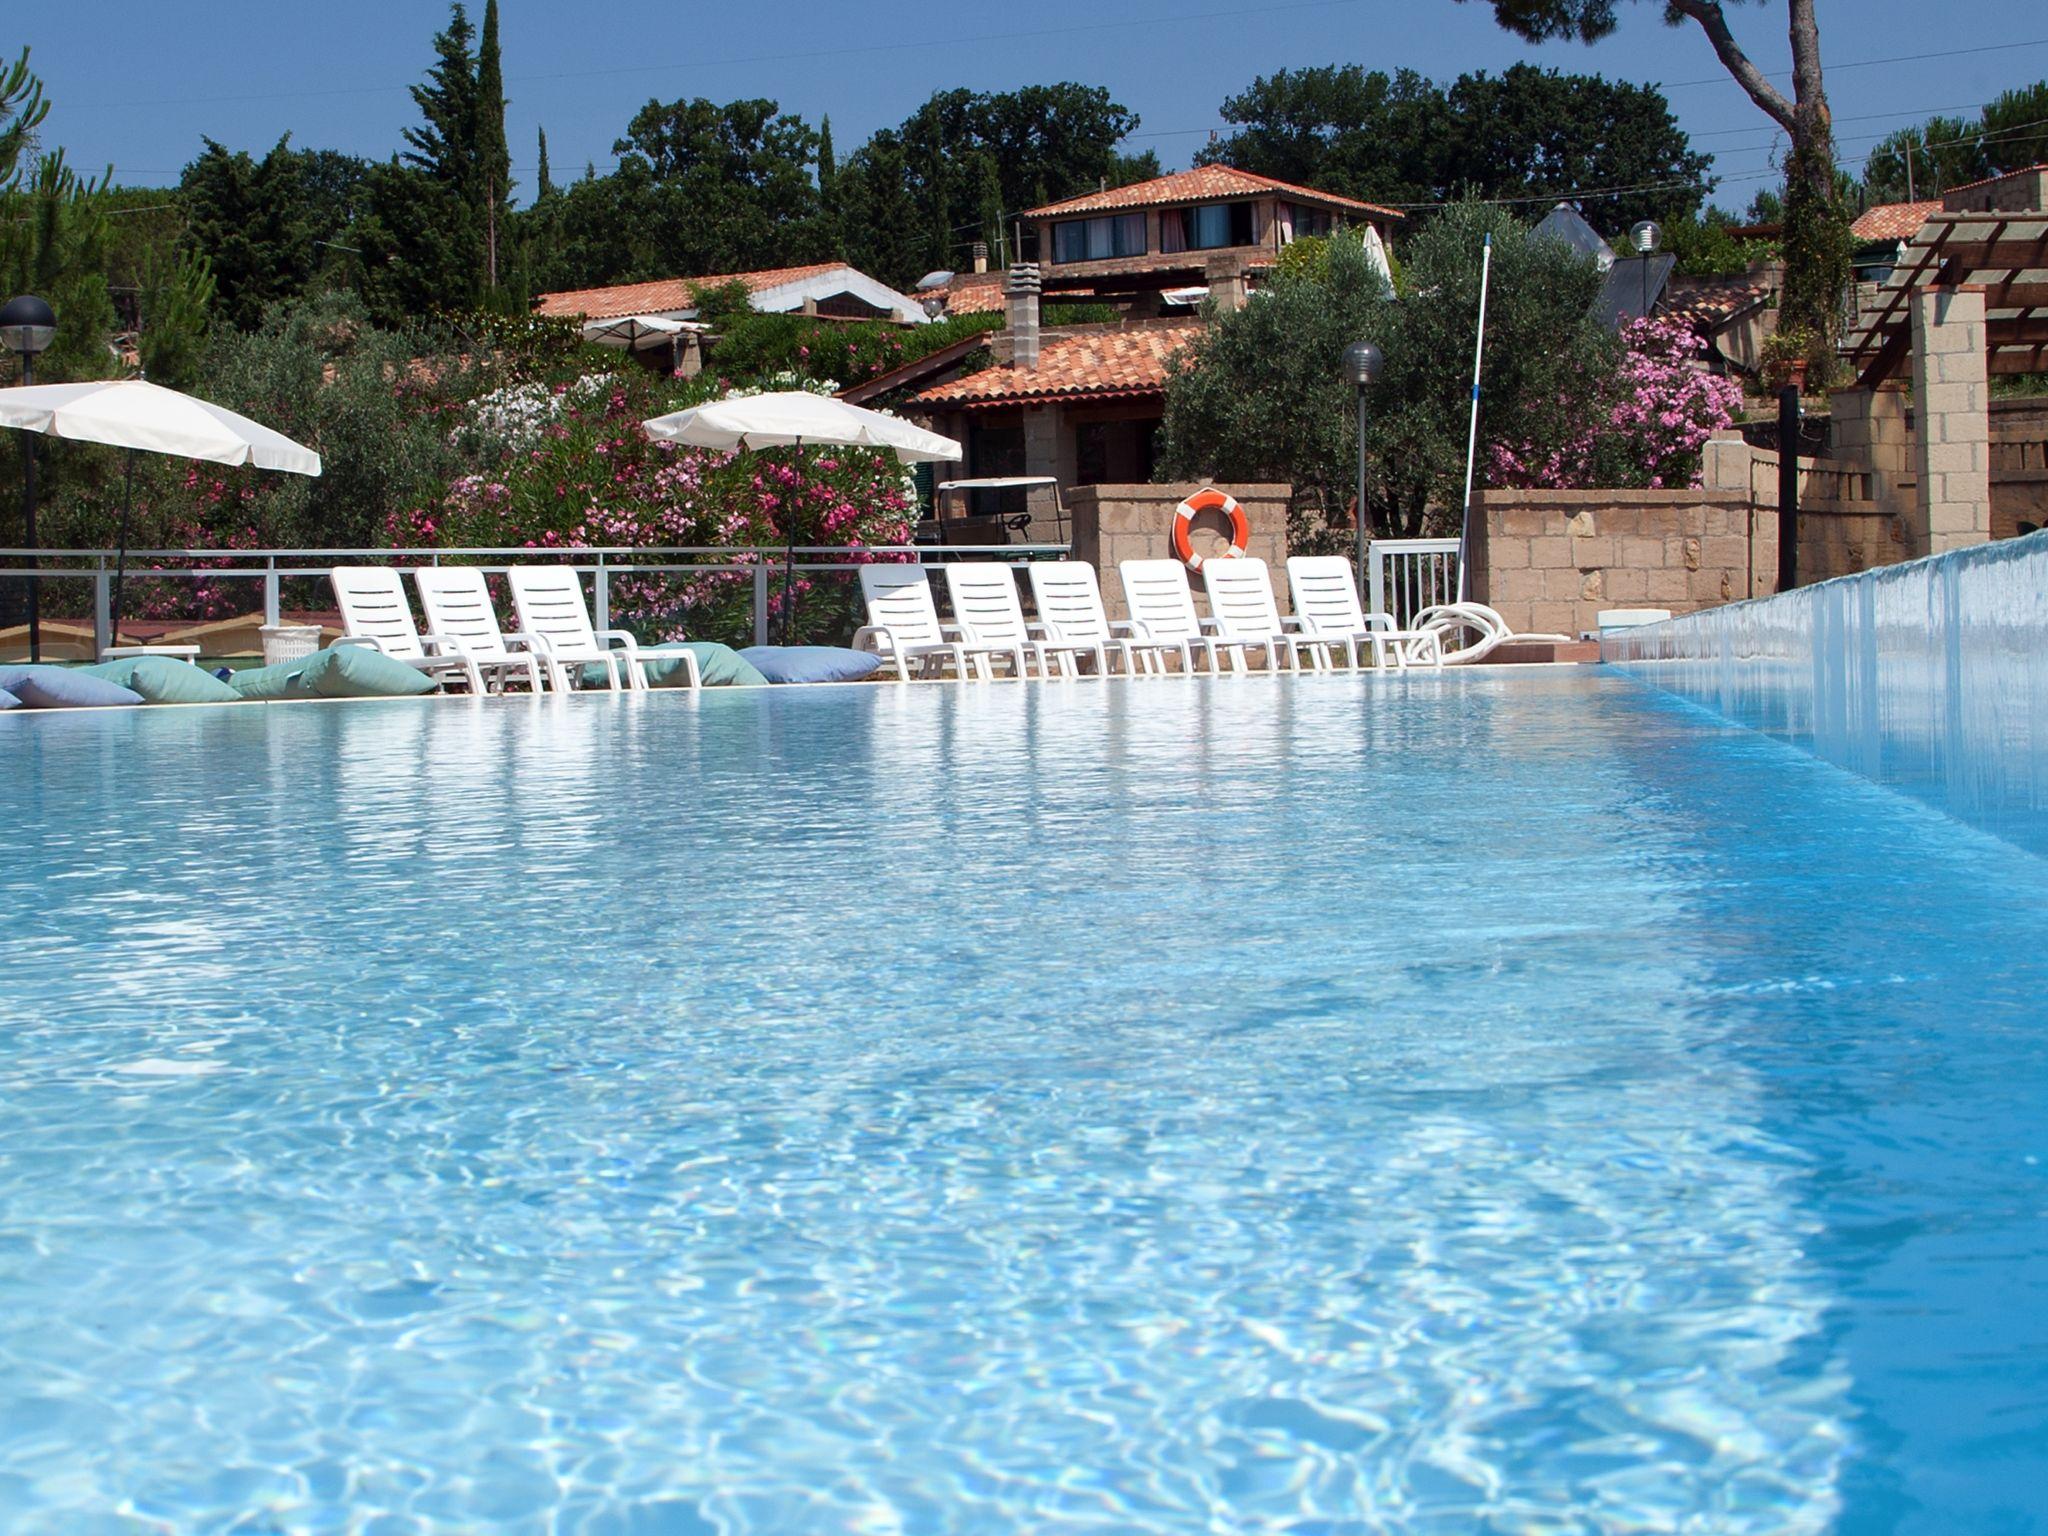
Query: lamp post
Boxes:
[
  {"xmin": 1, "ymin": 295, "xmax": 56, "ymax": 662},
  {"xmin": 1628, "ymin": 220, "xmax": 1662, "ymax": 321},
  {"xmin": 1342, "ymin": 340, "xmax": 1384, "ymax": 597}
]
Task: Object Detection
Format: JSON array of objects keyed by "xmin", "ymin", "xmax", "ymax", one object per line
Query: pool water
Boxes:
[{"xmin": 2, "ymin": 673, "xmax": 2044, "ymax": 1533}]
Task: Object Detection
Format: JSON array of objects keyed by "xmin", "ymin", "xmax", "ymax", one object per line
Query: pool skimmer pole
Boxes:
[{"xmin": 1456, "ymin": 233, "xmax": 1493, "ymax": 604}]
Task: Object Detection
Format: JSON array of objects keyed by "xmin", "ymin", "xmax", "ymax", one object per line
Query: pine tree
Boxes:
[
  {"xmin": 475, "ymin": 0, "xmax": 511, "ymax": 288},
  {"xmin": 402, "ymin": 4, "xmax": 483, "ymax": 306}
]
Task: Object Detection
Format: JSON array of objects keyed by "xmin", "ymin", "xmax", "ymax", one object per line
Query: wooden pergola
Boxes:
[{"xmin": 1841, "ymin": 211, "xmax": 2048, "ymax": 387}]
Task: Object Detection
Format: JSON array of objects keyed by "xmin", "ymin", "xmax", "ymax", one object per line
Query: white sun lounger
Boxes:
[
  {"xmin": 1201, "ymin": 557, "xmax": 1326, "ymax": 673},
  {"xmin": 1025, "ymin": 561, "xmax": 1153, "ymax": 677},
  {"xmin": 329, "ymin": 567, "xmax": 488, "ymax": 694},
  {"xmin": 1410, "ymin": 602, "xmax": 1573, "ymax": 665},
  {"xmin": 1116, "ymin": 559, "xmax": 1233, "ymax": 674},
  {"xmin": 853, "ymin": 565, "xmax": 1010, "ymax": 682},
  {"xmin": 1285, "ymin": 556, "xmax": 1444, "ymax": 671},
  {"xmin": 506, "ymin": 567, "xmax": 692, "ymax": 692},
  {"xmin": 411, "ymin": 567, "xmax": 549, "ymax": 692},
  {"xmin": 942, "ymin": 564, "xmax": 1073, "ymax": 680}
]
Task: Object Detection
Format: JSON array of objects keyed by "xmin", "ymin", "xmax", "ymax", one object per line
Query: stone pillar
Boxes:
[
  {"xmin": 1831, "ymin": 385, "xmax": 1912, "ymax": 519},
  {"xmin": 1021, "ymin": 405, "xmax": 1065, "ymax": 532},
  {"xmin": 1699, "ymin": 430, "xmax": 1755, "ymax": 495},
  {"xmin": 1909, "ymin": 286, "xmax": 1992, "ymax": 555}
]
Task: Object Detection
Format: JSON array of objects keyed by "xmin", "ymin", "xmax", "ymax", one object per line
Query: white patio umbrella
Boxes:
[
  {"xmin": 642, "ymin": 391, "xmax": 960, "ymax": 642},
  {"xmin": 0, "ymin": 379, "xmax": 321, "ymax": 649},
  {"xmin": 581, "ymin": 314, "xmax": 704, "ymax": 372}
]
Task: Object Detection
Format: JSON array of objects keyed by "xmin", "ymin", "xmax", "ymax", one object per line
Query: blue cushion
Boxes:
[
  {"xmin": 736, "ymin": 646, "xmax": 883, "ymax": 685},
  {"xmin": 0, "ymin": 665, "xmax": 145, "ymax": 709},
  {"xmin": 82, "ymin": 656, "xmax": 243, "ymax": 705},
  {"xmin": 228, "ymin": 647, "xmax": 439, "ymax": 701},
  {"xmin": 0, "ymin": 687, "xmax": 19, "ymax": 711}
]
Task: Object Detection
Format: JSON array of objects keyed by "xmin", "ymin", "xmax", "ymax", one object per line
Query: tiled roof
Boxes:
[
  {"xmin": 1936, "ymin": 162, "xmax": 2048, "ymax": 198},
  {"xmin": 1661, "ymin": 277, "xmax": 1773, "ymax": 331},
  {"xmin": 1850, "ymin": 201, "xmax": 1941, "ymax": 243},
  {"xmin": 1025, "ymin": 167, "xmax": 1401, "ymax": 222},
  {"xmin": 914, "ymin": 322, "xmax": 1204, "ymax": 408},
  {"xmin": 934, "ymin": 273, "xmax": 1008, "ymax": 315},
  {"xmin": 534, "ymin": 263, "xmax": 847, "ymax": 320}
]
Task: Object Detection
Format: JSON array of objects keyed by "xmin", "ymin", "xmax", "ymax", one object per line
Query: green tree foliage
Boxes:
[
  {"xmin": 1199, "ymin": 62, "xmax": 1709, "ymax": 231},
  {"xmin": 180, "ymin": 139, "xmax": 325, "ymax": 330},
  {"xmin": 836, "ymin": 85, "xmax": 1144, "ymax": 285},
  {"xmin": 706, "ymin": 311, "xmax": 1003, "ymax": 390},
  {"xmin": 135, "ymin": 247, "xmax": 215, "ymax": 389},
  {"xmin": 1663, "ymin": 207, "xmax": 1771, "ymax": 276},
  {"xmin": 1462, "ymin": 0, "xmax": 1846, "ymax": 377},
  {"xmin": 0, "ymin": 152, "xmax": 119, "ymax": 382},
  {"xmin": 0, "ymin": 46, "xmax": 50, "ymax": 189},
  {"xmin": 1157, "ymin": 200, "xmax": 1612, "ymax": 545},
  {"xmin": 475, "ymin": 0, "xmax": 512, "ymax": 291},
  {"xmin": 1861, "ymin": 84, "xmax": 2048, "ymax": 203}
]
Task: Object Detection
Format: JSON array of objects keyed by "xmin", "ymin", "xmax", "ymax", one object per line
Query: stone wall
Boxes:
[
  {"xmin": 1068, "ymin": 482, "xmax": 1292, "ymax": 619},
  {"xmin": 1991, "ymin": 397, "xmax": 2048, "ymax": 539},
  {"xmin": 1469, "ymin": 489, "xmax": 1768, "ymax": 638}
]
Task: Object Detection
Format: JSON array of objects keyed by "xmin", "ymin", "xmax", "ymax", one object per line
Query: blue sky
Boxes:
[{"xmin": 17, "ymin": 0, "xmax": 2048, "ymax": 212}]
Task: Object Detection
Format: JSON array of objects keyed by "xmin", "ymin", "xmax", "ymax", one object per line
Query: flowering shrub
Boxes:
[
  {"xmin": 389, "ymin": 369, "xmax": 916, "ymax": 646},
  {"xmin": 1489, "ymin": 318, "xmax": 1743, "ymax": 490}
]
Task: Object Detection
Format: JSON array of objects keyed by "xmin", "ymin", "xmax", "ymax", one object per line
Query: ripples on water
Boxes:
[{"xmin": 2, "ymin": 674, "xmax": 2045, "ymax": 1533}]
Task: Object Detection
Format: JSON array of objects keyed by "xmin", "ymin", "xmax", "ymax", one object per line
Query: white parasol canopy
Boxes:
[
  {"xmin": 0, "ymin": 379, "xmax": 320, "ymax": 654},
  {"xmin": 643, "ymin": 390, "xmax": 961, "ymax": 463},
  {"xmin": 0, "ymin": 379, "xmax": 322, "ymax": 474},
  {"xmin": 642, "ymin": 392, "xmax": 959, "ymax": 645}
]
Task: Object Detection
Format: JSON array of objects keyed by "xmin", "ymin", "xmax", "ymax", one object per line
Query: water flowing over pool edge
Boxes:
[{"xmin": 1601, "ymin": 529, "xmax": 2048, "ymax": 858}]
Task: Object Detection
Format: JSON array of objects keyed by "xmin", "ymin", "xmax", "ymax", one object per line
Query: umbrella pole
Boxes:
[
  {"xmin": 109, "ymin": 448, "xmax": 136, "ymax": 655},
  {"xmin": 783, "ymin": 438, "xmax": 801, "ymax": 647}
]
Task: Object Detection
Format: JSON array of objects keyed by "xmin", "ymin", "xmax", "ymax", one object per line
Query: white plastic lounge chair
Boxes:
[
  {"xmin": 1116, "ymin": 559, "xmax": 1230, "ymax": 675},
  {"xmin": 1410, "ymin": 602, "xmax": 1573, "ymax": 665},
  {"xmin": 1201, "ymin": 557, "xmax": 1327, "ymax": 674},
  {"xmin": 329, "ymin": 567, "xmax": 486, "ymax": 694},
  {"xmin": 1285, "ymin": 556, "xmax": 1444, "ymax": 671},
  {"xmin": 942, "ymin": 564, "xmax": 1075, "ymax": 680},
  {"xmin": 1026, "ymin": 561, "xmax": 1156, "ymax": 677},
  {"xmin": 505, "ymin": 567, "xmax": 692, "ymax": 692},
  {"xmin": 853, "ymin": 565, "xmax": 1004, "ymax": 682},
  {"xmin": 411, "ymin": 568, "xmax": 548, "ymax": 693}
]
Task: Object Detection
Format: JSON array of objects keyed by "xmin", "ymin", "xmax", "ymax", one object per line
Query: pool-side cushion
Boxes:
[
  {"xmin": 0, "ymin": 664, "xmax": 145, "ymax": 709},
  {"xmin": 229, "ymin": 646, "xmax": 440, "ymax": 701},
  {"xmin": 82, "ymin": 656, "xmax": 242, "ymax": 705},
  {"xmin": 580, "ymin": 641, "xmax": 769, "ymax": 690},
  {"xmin": 737, "ymin": 646, "xmax": 883, "ymax": 685}
]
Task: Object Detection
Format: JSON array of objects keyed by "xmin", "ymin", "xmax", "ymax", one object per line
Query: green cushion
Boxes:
[
  {"xmin": 580, "ymin": 641, "xmax": 768, "ymax": 689},
  {"xmin": 228, "ymin": 646, "xmax": 439, "ymax": 701},
  {"xmin": 82, "ymin": 656, "xmax": 242, "ymax": 705}
]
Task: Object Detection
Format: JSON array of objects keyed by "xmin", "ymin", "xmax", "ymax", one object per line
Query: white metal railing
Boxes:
[
  {"xmin": 1367, "ymin": 538, "xmax": 1462, "ymax": 627},
  {"xmin": 0, "ymin": 542, "xmax": 1071, "ymax": 659}
]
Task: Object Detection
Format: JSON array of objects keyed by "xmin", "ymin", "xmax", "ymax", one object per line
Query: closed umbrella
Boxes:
[
  {"xmin": 643, "ymin": 391, "xmax": 960, "ymax": 642},
  {"xmin": 0, "ymin": 379, "xmax": 321, "ymax": 651}
]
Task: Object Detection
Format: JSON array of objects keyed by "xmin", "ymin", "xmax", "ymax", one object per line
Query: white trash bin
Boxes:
[{"xmin": 259, "ymin": 623, "xmax": 324, "ymax": 667}]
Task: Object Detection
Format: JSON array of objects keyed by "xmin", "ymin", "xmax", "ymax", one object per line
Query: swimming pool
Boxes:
[{"xmin": 2, "ymin": 673, "xmax": 2044, "ymax": 1533}]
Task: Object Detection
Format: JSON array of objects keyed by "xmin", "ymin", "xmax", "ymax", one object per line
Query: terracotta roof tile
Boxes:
[
  {"xmin": 914, "ymin": 322, "xmax": 1204, "ymax": 408},
  {"xmin": 1850, "ymin": 201, "xmax": 1942, "ymax": 243},
  {"xmin": 1025, "ymin": 167, "xmax": 1401, "ymax": 222},
  {"xmin": 1936, "ymin": 162, "xmax": 2048, "ymax": 198},
  {"xmin": 534, "ymin": 263, "xmax": 847, "ymax": 320},
  {"xmin": 1661, "ymin": 277, "xmax": 1773, "ymax": 330},
  {"xmin": 933, "ymin": 273, "xmax": 1008, "ymax": 315}
]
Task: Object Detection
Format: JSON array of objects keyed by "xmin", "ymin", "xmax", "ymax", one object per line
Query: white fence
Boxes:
[
  {"xmin": 1367, "ymin": 538, "xmax": 1462, "ymax": 627},
  {"xmin": 0, "ymin": 543, "xmax": 1069, "ymax": 660}
]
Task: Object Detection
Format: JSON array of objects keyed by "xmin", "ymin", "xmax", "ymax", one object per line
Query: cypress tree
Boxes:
[
  {"xmin": 817, "ymin": 114, "xmax": 836, "ymax": 198},
  {"xmin": 476, "ymin": 0, "xmax": 511, "ymax": 288},
  {"xmin": 536, "ymin": 126, "xmax": 554, "ymax": 200}
]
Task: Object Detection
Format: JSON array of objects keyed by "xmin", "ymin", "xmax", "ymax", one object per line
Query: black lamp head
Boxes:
[
  {"xmin": 0, "ymin": 294, "xmax": 57, "ymax": 356},
  {"xmin": 1342, "ymin": 339, "xmax": 1384, "ymax": 389}
]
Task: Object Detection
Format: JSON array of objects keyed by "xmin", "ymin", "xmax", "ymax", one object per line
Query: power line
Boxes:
[{"xmin": 1657, "ymin": 36, "xmax": 2048, "ymax": 91}]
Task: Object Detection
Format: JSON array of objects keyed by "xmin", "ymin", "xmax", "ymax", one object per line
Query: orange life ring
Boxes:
[{"xmin": 1172, "ymin": 487, "xmax": 1251, "ymax": 570}]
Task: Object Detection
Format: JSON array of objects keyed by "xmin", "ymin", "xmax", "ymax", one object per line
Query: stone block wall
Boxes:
[
  {"xmin": 1068, "ymin": 482, "xmax": 1293, "ymax": 619},
  {"xmin": 1909, "ymin": 286, "xmax": 1992, "ymax": 554},
  {"xmin": 1990, "ymin": 398, "xmax": 2048, "ymax": 540},
  {"xmin": 1470, "ymin": 489, "xmax": 1771, "ymax": 638}
]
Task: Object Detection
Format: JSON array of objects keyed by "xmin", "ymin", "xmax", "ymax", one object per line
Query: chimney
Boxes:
[
  {"xmin": 972, "ymin": 241, "xmax": 989, "ymax": 275},
  {"xmin": 1005, "ymin": 262, "xmax": 1042, "ymax": 370}
]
